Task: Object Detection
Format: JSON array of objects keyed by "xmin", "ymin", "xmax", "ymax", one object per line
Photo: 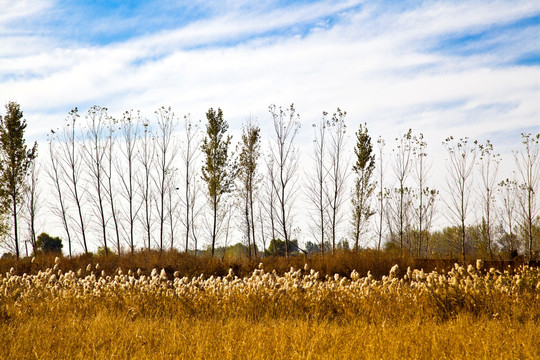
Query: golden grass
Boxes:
[
  {"xmin": 2, "ymin": 314, "xmax": 539, "ymax": 360},
  {"xmin": 1, "ymin": 258, "xmax": 539, "ymax": 359}
]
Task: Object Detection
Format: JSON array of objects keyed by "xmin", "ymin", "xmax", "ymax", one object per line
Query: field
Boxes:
[{"xmin": 1, "ymin": 252, "xmax": 539, "ymax": 359}]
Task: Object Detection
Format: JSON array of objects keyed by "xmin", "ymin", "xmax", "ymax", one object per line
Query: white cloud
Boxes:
[{"xmin": 1, "ymin": 0, "xmax": 539, "ymax": 251}]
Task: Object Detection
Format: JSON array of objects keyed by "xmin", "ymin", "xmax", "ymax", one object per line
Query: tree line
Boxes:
[{"xmin": 0, "ymin": 101, "xmax": 539, "ymax": 261}]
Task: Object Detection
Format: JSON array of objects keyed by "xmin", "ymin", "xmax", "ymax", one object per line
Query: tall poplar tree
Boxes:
[
  {"xmin": 0, "ymin": 102, "xmax": 37, "ymax": 258},
  {"xmin": 201, "ymin": 108, "xmax": 235, "ymax": 259},
  {"xmin": 351, "ymin": 123, "xmax": 375, "ymax": 250},
  {"xmin": 237, "ymin": 119, "xmax": 261, "ymax": 259}
]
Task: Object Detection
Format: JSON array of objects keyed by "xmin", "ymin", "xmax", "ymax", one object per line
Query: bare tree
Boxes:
[
  {"xmin": 166, "ymin": 168, "xmax": 181, "ymax": 249},
  {"xmin": 267, "ymin": 104, "xmax": 301, "ymax": 257},
  {"xmin": 261, "ymin": 156, "xmax": 278, "ymax": 249},
  {"xmin": 153, "ymin": 107, "xmax": 179, "ymax": 251},
  {"xmin": 392, "ymin": 129, "xmax": 414, "ymax": 252},
  {"xmin": 514, "ymin": 133, "xmax": 540, "ymax": 260},
  {"xmin": 325, "ymin": 109, "xmax": 348, "ymax": 252},
  {"xmin": 82, "ymin": 106, "xmax": 110, "ymax": 255},
  {"xmin": 351, "ymin": 123, "xmax": 375, "ymax": 250},
  {"xmin": 117, "ymin": 111, "xmax": 141, "ymax": 253},
  {"xmin": 103, "ymin": 117, "xmax": 122, "ymax": 255},
  {"xmin": 138, "ymin": 120, "xmax": 155, "ymax": 250},
  {"xmin": 443, "ymin": 136, "xmax": 477, "ymax": 263},
  {"xmin": 258, "ymin": 204, "xmax": 268, "ymax": 256},
  {"xmin": 46, "ymin": 131, "xmax": 74, "ymax": 257},
  {"xmin": 179, "ymin": 115, "xmax": 201, "ymax": 253},
  {"xmin": 498, "ymin": 178, "xmax": 519, "ymax": 255},
  {"xmin": 237, "ymin": 118, "xmax": 261, "ymax": 259},
  {"xmin": 25, "ymin": 156, "xmax": 40, "ymax": 254},
  {"xmin": 412, "ymin": 133, "xmax": 436, "ymax": 257},
  {"xmin": 305, "ymin": 112, "xmax": 328, "ymax": 254},
  {"xmin": 476, "ymin": 140, "xmax": 501, "ymax": 259},
  {"xmin": 374, "ymin": 137, "xmax": 387, "ymax": 250},
  {"xmin": 59, "ymin": 108, "xmax": 89, "ymax": 254}
]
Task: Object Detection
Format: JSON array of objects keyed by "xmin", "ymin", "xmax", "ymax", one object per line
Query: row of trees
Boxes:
[{"xmin": 0, "ymin": 101, "xmax": 539, "ymax": 261}]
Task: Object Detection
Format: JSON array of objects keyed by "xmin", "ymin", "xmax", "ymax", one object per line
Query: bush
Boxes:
[{"xmin": 36, "ymin": 233, "xmax": 63, "ymax": 254}]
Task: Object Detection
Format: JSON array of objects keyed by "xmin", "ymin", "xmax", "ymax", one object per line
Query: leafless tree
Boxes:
[
  {"xmin": 374, "ymin": 137, "xmax": 387, "ymax": 250},
  {"xmin": 179, "ymin": 115, "xmax": 202, "ymax": 253},
  {"xmin": 476, "ymin": 140, "xmax": 501, "ymax": 259},
  {"xmin": 267, "ymin": 104, "xmax": 301, "ymax": 257},
  {"xmin": 153, "ymin": 107, "xmax": 179, "ymax": 251},
  {"xmin": 412, "ymin": 133, "xmax": 436, "ymax": 257},
  {"xmin": 103, "ymin": 117, "xmax": 122, "ymax": 255},
  {"xmin": 166, "ymin": 168, "xmax": 181, "ymax": 249},
  {"xmin": 443, "ymin": 136, "xmax": 477, "ymax": 263},
  {"xmin": 117, "ymin": 111, "xmax": 141, "ymax": 253},
  {"xmin": 262, "ymin": 157, "xmax": 278, "ymax": 243},
  {"xmin": 46, "ymin": 131, "xmax": 74, "ymax": 257},
  {"xmin": 325, "ymin": 109, "xmax": 348, "ymax": 252},
  {"xmin": 498, "ymin": 178, "xmax": 519, "ymax": 255},
  {"xmin": 392, "ymin": 129, "xmax": 414, "ymax": 252},
  {"xmin": 514, "ymin": 133, "xmax": 540, "ymax": 260},
  {"xmin": 138, "ymin": 120, "xmax": 155, "ymax": 249},
  {"xmin": 25, "ymin": 157, "xmax": 40, "ymax": 254},
  {"xmin": 258, "ymin": 204, "xmax": 268, "ymax": 256},
  {"xmin": 82, "ymin": 106, "xmax": 110, "ymax": 255},
  {"xmin": 237, "ymin": 118, "xmax": 261, "ymax": 259},
  {"xmin": 59, "ymin": 108, "xmax": 89, "ymax": 254},
  {"xmin": 305, "ymin": 112, "xmax": 328, "ymax": 254}
]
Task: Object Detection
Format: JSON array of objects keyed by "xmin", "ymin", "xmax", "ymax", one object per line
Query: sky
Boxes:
[{"xmin": 0, "ymin": 0, "xmax": 539, "ymax": 250}]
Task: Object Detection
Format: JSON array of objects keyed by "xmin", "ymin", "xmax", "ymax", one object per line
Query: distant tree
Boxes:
[
  {"xmin": 443, "ymin": 136, "xmax": 477, "ymax": 264},
  {"xmin": 237, "ymin": 118, "xmax": 261, "ymax": 260},
  {"xmin": 266, "ymin": 238, "xmax": 299, "ymax": 257},
  {"xmin": 137, "ymin": 119, "xmax": 155, "ymax": 249},
  {"xmin": 268, "ymin": 104, "xmax": 301, "ymax": 257},
  {"xmin": 0, "ymin": 102, "xmax": 38, "ymax": 259},
  {"xmin": 351, "ymin": 123, "xmax": 375, "ymax": 250},
  {"xmin": 36, "ymin": 232, "xmax": 63, "ymax": 254},
  {"xmin": 201, "ymin": 108, "xmax": 235, "ymax": 259}
]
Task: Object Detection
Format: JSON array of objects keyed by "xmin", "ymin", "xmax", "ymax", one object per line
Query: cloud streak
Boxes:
[{"xmin": 0, "ymin": 1, "xmax": 538, "ymax": 160}]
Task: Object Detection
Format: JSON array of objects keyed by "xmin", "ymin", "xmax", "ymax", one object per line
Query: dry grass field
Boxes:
[{"xmin": 1, "ymin": 252, "xmax": 539, "ymax": 359}]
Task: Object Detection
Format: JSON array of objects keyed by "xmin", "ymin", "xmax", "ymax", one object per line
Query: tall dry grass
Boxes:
[{"xmin": 1, "ymin": 255, "xmax": 539, "ymax": 359}]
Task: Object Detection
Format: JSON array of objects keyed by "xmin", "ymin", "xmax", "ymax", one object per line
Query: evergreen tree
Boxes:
[{"xmin": 0, "ymin": 102, "xmax": 37, "ymax": 258}]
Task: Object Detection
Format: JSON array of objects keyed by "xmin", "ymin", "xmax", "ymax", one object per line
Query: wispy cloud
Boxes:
[{"xmin": 0, "ymin": 0, "xmax": 538, "ymax": 153}]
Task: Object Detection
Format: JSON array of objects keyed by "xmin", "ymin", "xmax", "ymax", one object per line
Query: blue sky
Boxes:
[
  {"xmin": 0, "ymin": 0, "xmax": 538, "ymax": 166},
  {"xmin": 0, "ymin": 0, "xmax": 539, "ymax": 251}
]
